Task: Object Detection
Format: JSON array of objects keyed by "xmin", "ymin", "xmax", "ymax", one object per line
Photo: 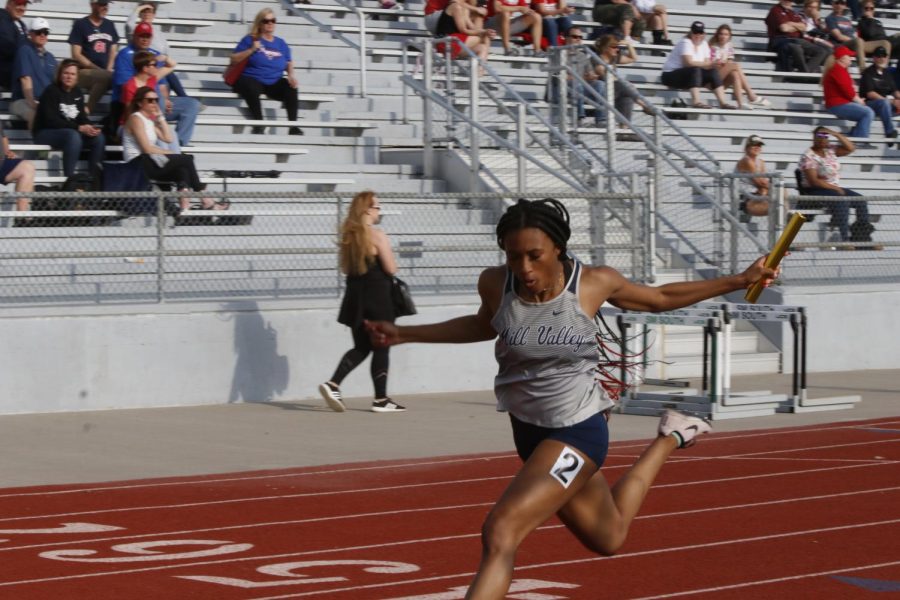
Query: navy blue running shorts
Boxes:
[
  {"xmin": 0, "ymin": 158, "xmax": 22, "ymax": 183},
  {"xmin": 509, "ymin": 411, "xmax": 610, "ymax": 467}
]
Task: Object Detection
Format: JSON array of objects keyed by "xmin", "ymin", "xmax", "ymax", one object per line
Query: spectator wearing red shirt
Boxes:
[
  {"xmin": 823, "ymin": 45, "xmax": 874, "ymax": 137},
  {"xmin": 765, "ymin": 0, "xmax": 829, "ymax": 73},
  {"xmin": 429, "ymin": 0, "xmax": 496, "ymax": 65},
  {"xmin": 486, "ymin": 0, "xmax": 542, "ymax": 56},
  {"xmin": 425, "ymin": 0, "xmax": 487, "ymax": 36},
  {"xmin": 531, "ymin": 0, "xmax": 573, "ymax": 48}
]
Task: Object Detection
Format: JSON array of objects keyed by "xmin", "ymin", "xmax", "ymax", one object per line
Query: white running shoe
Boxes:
[
  {"xmin": 658, "ymin": 409, "xmax": 712, "ymax": 448},
  {"xmin": 318, "ymin": 382, "xmax": 346, "ymax": 413},
  {"xmin": 371, "ymin": 398, "xmax": 406, "ymax": 413},
  {"xmin": 750, "ymin": 97, "xmax": 772, "ymax": 109}
]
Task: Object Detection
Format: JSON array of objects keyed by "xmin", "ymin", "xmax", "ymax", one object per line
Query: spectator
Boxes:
[
  {"xmin": 825, "ymin": 0, "xmax": 889, "ymax": 70},
  {"xmin": 593, "ymin": 33, "xmax": 652, "ymax": 124},
  {"xmin": 532, "ymin": 0, "xmax": 573, "ymax": 48},
  {"xmin": 765, "ymin": 0, "xmax": 829, "ymax": 74},
  {"xmin": 122, "ymin": 86, "xmax": 228, "ymax": 215},
  {"xmin": 10, "ymin": 17, "xmax": 57, "ymax": 129},
  {"xmin": 126, "ymin": 3, "xmax": 189, "ymax": 97},
  {"xmin": 660, "ymin": 21, "xmax": 736, "ymax": 109},
  {"xmin": 229, "ymin": 9, "xmax": 302, "ymax": 136},
  {"xmin": 857, "ymin": 1, "xmax": 900, "ymax": 60},
  {"xmin": 799, "ymin": 0, "xmax": 835, "ymax": 71},
  {"xmin": 114, "ymin": 23, "xmax": 199, "ymax": 147},
  {"xmin": 32, "ymin": 59, "xmax": 106, "ymax": 179},
  {"xmin": 119, "ymin": 50, "xmax": 177, "ymax": 150},
  {"xmin": 0, "ymin": 0, "xmax": 29, "ymax": 90},
  {"xmin": 632, "ymin": 0, "xmax": 672, "ymax": 46},
  {"xmin": 823, "ymin": 45, "xmax": 874, "ymax": 137},
  {"xmin": 710, "ymin": 24, "xmax": 772, "ymax": 109},
  {"xmin": 798, "ymin": 126, "xmax": 874, "ymax": 244},
  {"xmin": 486, "ymin": 0, "xmax": 543, "ymax": 56},
  {"xmin": 68, "ymin": 0, "xmax": 119, "ymax": 114},
  {"xmin": 735, "ymin": 134, "xmax": 770, "ymax": 217},
  {"xmin": 548, "ymin": 27, "xmax": 602, "ymax": 125},
  {"xmin": 859, "ymin": 46, "xmax": 900, "ymax": 145},
  {"xmin": 425, "ymin": 0, "xmax": 487, "ymax": 36},
  {"xmin": 0, "ymin": 119, "xmax": 36, "ymax": 212},
  {"xmin": 431, "ymin": 0, "xmax": 496, "ymax": 68},
  {"xmin": 592, "ymin": 0, "xmax": 642, "ymax": 44}
]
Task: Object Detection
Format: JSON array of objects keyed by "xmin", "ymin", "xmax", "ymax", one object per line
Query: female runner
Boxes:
[{"xmin": 366, "ymin": 198, "xmax": 777, "ymax": 599}]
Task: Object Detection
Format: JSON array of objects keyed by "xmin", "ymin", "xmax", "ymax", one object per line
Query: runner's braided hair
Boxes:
[{"xmin": 496, "ymin": 198, "xmax": 571, "ymax": 261}]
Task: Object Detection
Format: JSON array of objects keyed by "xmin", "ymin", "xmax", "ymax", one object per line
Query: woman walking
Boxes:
[
  {"xmin": 366, "ymin": 198, "xmax": 777, "ymax": 598},
  {"xmin": 319, "ymin": 191, "xmax": 406, "ymax": 413}
]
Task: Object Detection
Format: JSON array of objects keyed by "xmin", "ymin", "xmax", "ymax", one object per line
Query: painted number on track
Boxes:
[
  {"xmin": 39, "ymin": 539, "xmax": 253, "ymax": 562},
  {"xmin": 177, "ymin": 559, "xmax": 420, "ymax": 589}
]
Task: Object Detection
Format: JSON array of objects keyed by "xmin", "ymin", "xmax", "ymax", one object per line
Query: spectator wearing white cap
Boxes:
[
  {"xmin": 68, "ymin": 0, "xmax": 119, "ymax": 113},
  {"xmin": 735, "ymin": 135, "xmax": 771, "ymax": 217},
  {"xmin": 0, "ymin": 0, "xmax": 29, "ymax": 89},
  {"xmin": 126, "ymin": 3, "xmax": 188, "ymax": 97},
  {"xmin": 10, "ymin": 16, "xmax": 57, "ymax": 129},
  {"xmin": 661, "ymin": 21, "xmax": 735, "ymax": 109}
]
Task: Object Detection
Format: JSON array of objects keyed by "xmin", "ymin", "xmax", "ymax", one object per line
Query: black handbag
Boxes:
[{"xmin": 391, "ymin": 277, "xmax": 417, "ymax": 317}]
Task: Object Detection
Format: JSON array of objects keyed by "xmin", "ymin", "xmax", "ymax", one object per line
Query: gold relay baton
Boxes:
[{"xmin": 744, "ymin": 212, "xmax": 807, "ymax": 303}]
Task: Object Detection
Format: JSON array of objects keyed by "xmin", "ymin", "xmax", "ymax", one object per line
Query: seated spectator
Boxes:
[
  {"xmin": 0, "ymin": 0, "xmax": 29, "ymax": 90},
  {"xmin": 631, "ymin": 0, "xmax": 671, "ymax": 46},
  {"xmin": 799, "ymin": 0, "xmax": 835, "ymax": 71},
  {"xmin": 823, "ymin": 46, "xmax": 874, "ymax": 137},
  {"xmin": 593, "ymin": 34, "xmax": 651, "ymax": 124},
  {"xmin": 734, "ymin": 134, "xmax": 770, "ymax": 217},
  {"xmin": 68, "ymin": 0, "xmax": 119, "ymax": 114},
  {"xmin": 765, "ymin": 0, "xmax": 829, "ymax": 74},
  {"xmin": 120, "ymin": 50, "xmax": 177, "ymax": 148},
  {"xmin": 229, "ymin": 9, "xmax": 302, "ymax": 136},
  {"xmin": 32, "ymin": 59, "xmax": 106, "ymax": 179},
  {"xmin": 122, "ymin": 86, "xmax": 228, "ymax": 215},
  {"xmin": 432, "ymin": 0, "xmax": 496, "ymax": 67},
  {"xmin": 532, "ymin": 0, "xmax": 573, "ymax": 48},
  {"xmin": 710, "ymin": 24, "xmax": 772, "ymax": 109},
  {"xmin": 425, "ymin": 0, "xmax": 487, "ymax": 36},
  {"xmin": 114, "ymin": 23, "xmax": 199, "ymax": 147},
  {"xmin": 660, "ymin": 22, "xmax": 736, "ymax": 109},
  {"xmin": 126, "ymin": 3, "xmax": 189, "ymax": 98},
  {"xmin": 798, "ymin": 126, "xmax": 874, "ymax": 244},
  {"xmin": 10, "ymin": 17, "xmax": 56, "ymax": 129},
  {"xmin": 825, "ymin": 0, "xmax": 889, "ymax": 71},
  {"xmin": 0, "ymin": 119, "xmax": 35, "ymax": 212},
  {"xmin": 592, "ymin": 0, "xmax": 642, "ymax": 44},
  {"xmin": 857, "ymin": 1, "xmax": 900, "ymax": 60},
  {"xmin": 548, "ymin": 28, "xmax": 601, "ymax": 125},
  {"xmin": 486, "ymin": 0, "xmax": 542, "ymax": 56},
  {"xmin": 859, "ymin": 46, "xmax": 899, "ymax": 145}
]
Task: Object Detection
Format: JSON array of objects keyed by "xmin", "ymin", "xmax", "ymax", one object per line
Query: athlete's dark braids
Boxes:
[{"xmin": 496, "ymin": 198, "xmax": 571, "ymax": 261}]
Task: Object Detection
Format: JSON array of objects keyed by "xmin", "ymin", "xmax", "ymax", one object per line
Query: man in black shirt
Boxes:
[
  {"xmin": 859, "ymin": 45, "xmax": 899, "ymax": 145},
  {"xmin": 67, "ymin": 0, "xmax": 119, "ymax": 113},
  {"xmin": 0, "ymin": 0, "xmax": 29, "ymax": 89}
]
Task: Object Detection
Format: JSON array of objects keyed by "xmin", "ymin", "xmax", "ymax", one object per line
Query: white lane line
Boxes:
[
  {"xmin": 245, "ymin": 519, "xmax": 900, "ymax": 599},
  {"xmin": 628, "ymin": 560, "xmax": 900, "ymax": 599},
  {"xmin": 2, "ymin": 418, "xmax": 896, "ymax": 499},
  {"xmin": 2, "ymin": 483, "xmax": 897, "ymax": 556}
]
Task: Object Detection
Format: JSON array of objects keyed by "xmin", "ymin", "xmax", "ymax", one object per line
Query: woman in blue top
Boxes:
[
  {"xmin": 367, "ymin": 198, "xmax": 777, "ymax": 599},
  {"xmin": 229, "ymin": 8, "xmax": 302, "ymax": 136}
]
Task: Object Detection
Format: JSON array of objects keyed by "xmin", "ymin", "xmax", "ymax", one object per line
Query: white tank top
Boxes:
[
  {"xmin": 122, "ymin": 112, "xmax": 157, "ymax": 162},
  {"xmin": 490, "ymin": 259, "xmax": 613, "ymax": 428}
]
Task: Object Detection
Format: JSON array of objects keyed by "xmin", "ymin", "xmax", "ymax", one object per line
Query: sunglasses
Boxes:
[
  {"xmin": 815, "ymin": 132, "xmax": 829, "ymax": 138},
  {"xmin": 863, "ymin": 5, "xmax": 875, "ymax": 8},
  {"xmin": 143, "ymin": 97, "xmax": 159, "ymax": 103},
  {"xmin": 262, "ymin": 18, "xmax": 276, "ymax": 24},
  {"xmin": 32, "ymin": 29, "xmax": 49, "ymax": 36},
  {"xmin": 569, "ymin": 35, "xmax": 583, "ymax": 39}
]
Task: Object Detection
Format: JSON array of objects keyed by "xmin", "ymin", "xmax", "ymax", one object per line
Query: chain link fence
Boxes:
[{"xmin": 0, "ymin": 190, "xmax": 651, "ymax": 307}]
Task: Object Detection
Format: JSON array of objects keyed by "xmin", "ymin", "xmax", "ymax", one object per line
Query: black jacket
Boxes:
[
  {"xmin": 32, "ymin": 84, "xmax": 91, "ymax": 133},
  {"xmin": 0, "ymin": 8, "xmax": 27, "ymax": 88}
]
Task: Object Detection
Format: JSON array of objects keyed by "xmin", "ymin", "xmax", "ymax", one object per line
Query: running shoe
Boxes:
[
  {"xmin": 318, "ymin": 382, "xmax": 345, "ymax": 413},
  {"xmin": 371, "ymin": 398, "xmax": 406, "ymax": 413},
  {"xmin": 658, "ymin": 409, "xmax": 711, "ymax": 448},
  {"xmin": 750, "ymin": 97, "xmax": 772, "ymax": 109}
]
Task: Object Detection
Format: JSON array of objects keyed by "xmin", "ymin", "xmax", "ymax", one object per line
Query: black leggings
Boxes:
[
  {"xmin": 232, "ymin": 75, "xmax": 299, "ymax": 121},
  {"xmin": 330, "ymin": 323, "xmax": 390, "ymax": 399},
  {"xmin": 138, "ymin": 154, "xmax": 204, "ymax": 191},
  {"xmin": 661, "ymin": 66, "xmax": 723, "ymax": 90}
]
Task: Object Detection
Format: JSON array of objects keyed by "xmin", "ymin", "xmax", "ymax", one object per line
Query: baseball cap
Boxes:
[
  {"xmin": 834, "ymin": 45, "xmax": 856, "ymax": 59},
  {"xmin": 872, "ymin": 46, "xmax": 889, "ymax": 58},
  {"xmin": 746, "ymin": 135, "xmax": 765, "ymax": 147},
  {"xmin": 29, "ymin": 16, "xmax": 50, "ymax": 32},
  {"xmin": 690, "ymin": 21, "xmax": 705, "ymax": 34},
  {"xmin": 134, "ymin": 22, "xmax": 153, "ymax": 37}
]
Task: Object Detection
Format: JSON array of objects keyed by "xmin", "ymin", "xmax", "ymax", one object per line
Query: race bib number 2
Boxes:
[{"xmin": 549, "ymin": 446, "xmax": 585, "ymax": 489}]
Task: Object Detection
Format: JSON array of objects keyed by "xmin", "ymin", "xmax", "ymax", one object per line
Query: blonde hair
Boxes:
[
  {"xmin": 250, "ymin": 8, "xmax": 275, "ymax": 38},
  {"xmin": 339, "ymin": 191, "xmax": 377, "ymax": 276}
]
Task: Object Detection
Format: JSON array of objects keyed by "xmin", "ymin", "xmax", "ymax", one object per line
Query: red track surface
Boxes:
[{"xmin": 2, "ymin": 416, "xmax": 899, "ymax": 599}]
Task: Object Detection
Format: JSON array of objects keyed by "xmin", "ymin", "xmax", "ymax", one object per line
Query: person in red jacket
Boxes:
[{"xmin": 822, "ymin": 45, "xmax": 874, "ymax": 137}]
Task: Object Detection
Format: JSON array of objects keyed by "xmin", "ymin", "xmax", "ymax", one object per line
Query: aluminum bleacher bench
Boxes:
[
  {"xmin": 33, "ymin": 9, "xmax": 209, "ymax": 27},
  {"xmin": 194, "ymin": 118, "xmax": 376, "ymax": 131}
]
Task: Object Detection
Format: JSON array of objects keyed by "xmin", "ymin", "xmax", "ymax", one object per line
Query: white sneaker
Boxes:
[
  {"xmin": 750, "ymin": 97, "xmax": 772, "ymax": 109},
  {"xmin": 318, "ymin": 382, "xmax": 345, "ymax": 413},
  {"xmin": 371, "ymin": 398, "xmax": 406, "ymax": 413},
  {"xmin": 658, "ymin": 409, "xmax": 711, "ymax": 448}
]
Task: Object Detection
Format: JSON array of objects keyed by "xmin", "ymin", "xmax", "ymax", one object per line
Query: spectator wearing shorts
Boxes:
[
  {"xmin": 0, "ymin": 120, "xmax": 36, "ymax": 212},
  {"xmin": 734, "ymin": 134, "xmax": 771, "ymax": 217},
  {"xmin": 10, "ymin": 17, "xmax": 56, "ymax": 129},
  {"xmin": 710, "ymin": 24, "xmax": 771, "ymax": 109},
  {"xmin": 661, "ymin": 21, "xmax": 735, "ymax": 109},
  {"xmin": 631, "ymin": 0, "xmax": 671, "ymax": 46},
  {"xmin": 487, "ymin": 0, "xmax": 543, "ymax": 56},
  {"xmin": 67, "ymin": 0, "xmax": 119, "ymax": 114},
  {"xmin": 592, "ymin": 0, "xmax": 642, "ymax": 44},
  {"xmin": 425, "ymin": 0, "xmax": 487, "ymax": 36}
]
